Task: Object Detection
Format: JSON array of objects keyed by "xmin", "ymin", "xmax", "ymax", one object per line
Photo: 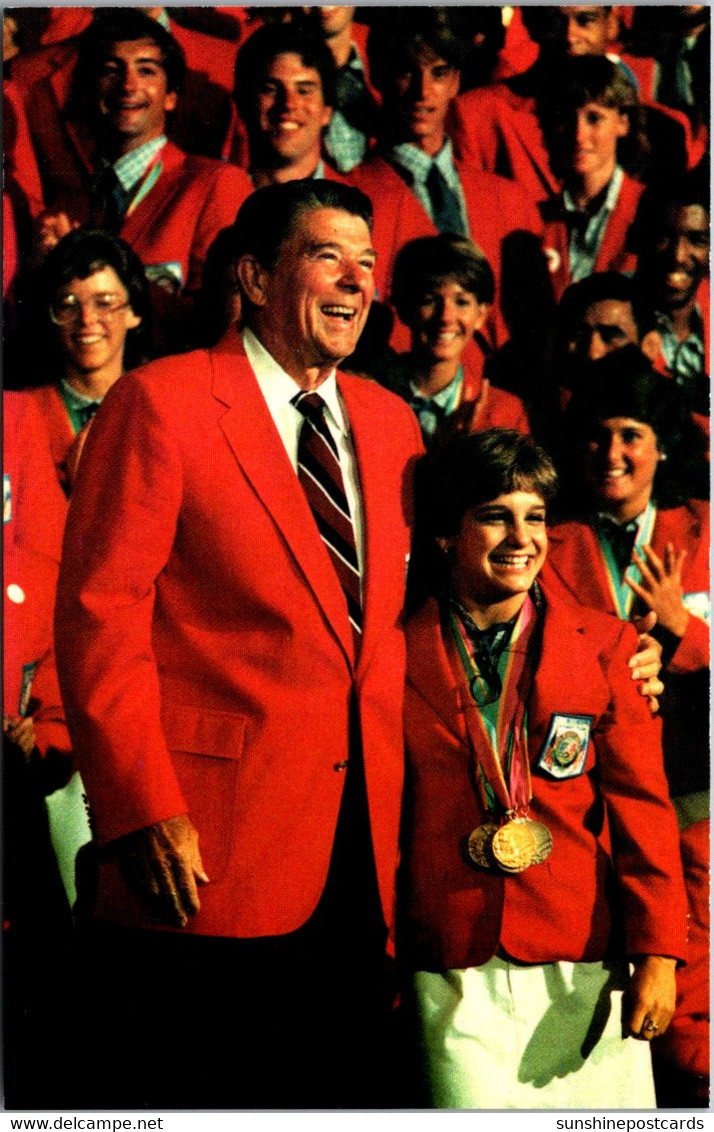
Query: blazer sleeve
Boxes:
[
  {"xmin": 594, "ymin": 619, "xmax": 688, "ymax": 963},
  {"xmin": 54, "ymin": 372, "xmax": 188, "ymax": 845}
]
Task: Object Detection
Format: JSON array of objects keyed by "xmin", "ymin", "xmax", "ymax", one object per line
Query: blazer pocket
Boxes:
[{"xmin": 162, "ymin": 704, "xmax": 247, "ymax": 881}]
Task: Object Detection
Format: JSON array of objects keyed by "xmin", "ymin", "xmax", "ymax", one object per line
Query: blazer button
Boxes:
[{"xmin": 333, "ymin": 760, "xmax": 349, "ymax": 772}]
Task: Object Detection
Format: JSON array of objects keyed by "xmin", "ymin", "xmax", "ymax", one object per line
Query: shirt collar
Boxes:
[
  {"xmin": 388, "ymin": 137, "xmax": 458, "ymax": 189},
  {"xmin": 346, "ymin": 42, "xmax": 364, "ymax": 73},
  {"xmin": 113, "ymin": 135, "xmax": 167, "ymax": 193},
  {"xmin": 59, "ymin": 377, "xmax": 102, "ymax": 410},
  {"xmin": 562, "ymin": 165, "xmax": 623, "ymax": 218},
  {"xmin": 242, "ymin": 327, "xmax": 346, "ymax": 435}
]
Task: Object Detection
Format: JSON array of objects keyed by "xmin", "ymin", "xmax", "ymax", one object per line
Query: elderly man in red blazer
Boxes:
[{"xmin": 55, "ymin": 180, "xmax": 423, "ymax": 1110}]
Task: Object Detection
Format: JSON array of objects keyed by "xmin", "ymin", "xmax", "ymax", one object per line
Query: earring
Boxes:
[{"xmin": 659, "ymin": 453, "xmax": 667, "ymax": 462}]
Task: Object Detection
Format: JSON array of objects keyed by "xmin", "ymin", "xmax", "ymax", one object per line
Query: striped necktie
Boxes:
[{"xmin": 293, "ymin": 391, "xmax": 362, "ymax": 645}]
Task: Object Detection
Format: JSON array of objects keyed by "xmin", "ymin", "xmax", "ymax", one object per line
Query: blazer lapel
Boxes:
[
  {"xmin": 545, "ymin": 522, "xmax": 616, "ymax": 615},
  {"xmin": 121, "ymin": 142, "xmax": 183, "ymax": 248},
  {"xmin": 406, "ymin": 599, "xmax": 467, "ymax": 743},
  {"xmin": 210, "ymin": 334, "xmax": 355, "ymax": 666}
]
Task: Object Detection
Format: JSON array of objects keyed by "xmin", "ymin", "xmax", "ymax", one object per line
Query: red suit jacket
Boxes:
[
  {"xmin": 3, "ymin": 391, "xmax": 70, "ymax": 764},
  {"xmin": 544, "ymin": 503, "xmax": 709, "ymax": 800},
  {"xmin": 55, "ymin": 331, "xmax": 423, "ymax": 939},
  {"xmin": 451, "ymin": 80, "xmax": 559, "ymax": 205},
  {"xmin": 401, "ymin": 588, "xmax": 688, "ymax": 972},
  {"xmin": 352, "ymin": 153, "xmax": 544, "ymax": 348},
  {"xmin": 540, "ymin": 173, "xmax": 645, "ymax": 301},
  {"xmin": 25, "ymin": 384, "xmax": 75, "ymax": 493}
]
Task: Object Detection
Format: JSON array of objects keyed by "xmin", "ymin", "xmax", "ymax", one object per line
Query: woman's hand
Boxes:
[
  {"xmin": 628, "ymin": 611, "xmax": 663, "ymax": 714},
  {"xmin": 627, "ymin": 542, "xmax": 689, "ymax": 638},
  {"xmin": 624, "ymin": 955, "xmax": 677, "ymax": 1040}
]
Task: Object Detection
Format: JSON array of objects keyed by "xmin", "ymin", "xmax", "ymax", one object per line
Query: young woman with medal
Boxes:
[
  {"xmin": 399, "ymin": 428, "xmax": 688, "ymax": 1109},
  {"xmin": 545, "ymin": 350, "xmax": 710, "ymax": 1109}
]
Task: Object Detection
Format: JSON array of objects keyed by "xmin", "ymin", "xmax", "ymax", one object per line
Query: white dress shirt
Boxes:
[{"xmin": 242, "ymin": 327, "xmax": 365, "ymax": 578}]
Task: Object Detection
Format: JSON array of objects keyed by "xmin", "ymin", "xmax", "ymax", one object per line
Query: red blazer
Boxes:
[
  {"xmin": 544, "ymin": 503, "xmax": 710, "ymax": 799},
  {"xmin": 25, "ymin": 384, "xmax": 75, "ymax": 492},
  {"xmin": 401, "ymin": 588, "xmax": 688, "ymax": 972},
  {"xmin": 3, "ymin": 391, "xmax": 71, "ymax": 764},
  {"xmin": 451, "ymin": 80, "xmax": 560, "ymax": 205},
  {"xmin": 55, "ymin": 330, "xmax": 424, "ymax": 939},
  {"xmin": 540, "ymin": 173, "xmax": 645, "ymax": 301}
]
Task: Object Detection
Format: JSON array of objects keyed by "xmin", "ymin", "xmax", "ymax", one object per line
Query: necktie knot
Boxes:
[{"xmin": 293, "ymin": 390, "xmax": 326, "ymax": 421}]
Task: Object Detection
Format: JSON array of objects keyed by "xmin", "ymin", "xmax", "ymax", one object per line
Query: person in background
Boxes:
[
  {"xmin": 359, "ymin": 7, "xmax": 546, "ymax": 351},
  {"xmin": 631, "ymin": 170, "xmax": 709, "ymax": 425},
  {"xmin": 32, "ymin": 9, "xmax": 251, "ymax": 354},
  {"xmin": 559, "ymin": 270, "xmax": 661, "ymax": 366},
  {"xmin": 306, "ymin": 6, "xmax": 379, "ymax": 174},
  {"xmin": 399, "ymin": 427, "xmax": 687, "ymax": 1108},
  {"xmin": 233, "ymin": 21, "xmax": 434, "ymax": 311},
  {"xmin": 383, "ymin": 233, "xmax": 529, "ymax": 446},
  {"xmin": 537, "ymin": 56, "xmax": 646, "ymax": 301},
  {"xmin": 546, "ymin": 353, "xmax": 709, "ymax": 1109},
  {"xmin": 22, "ymin": 229, "xmax": 150, "ymax": 494}
]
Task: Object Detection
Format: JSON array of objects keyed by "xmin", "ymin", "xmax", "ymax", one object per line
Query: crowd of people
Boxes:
[{"xmin": 3, "ymin": 4, "xmax": 709, "ymax": 1113}]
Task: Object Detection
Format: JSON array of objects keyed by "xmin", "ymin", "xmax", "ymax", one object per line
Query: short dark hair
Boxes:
[
  {"xmin": 233, "ymin": 24, "xmax": 337, "ymax": 121},
  {"xmin": 408, "ymin": 429, "xmax": 557, "ymax": 609},
  {"xmin": 38, "ymin": 228, "xmax": 151, "ymax": 368},
  {"xmin": 563, "ymin": 346, "xmax": 708, "ymax": 506},
  {"xmin": 391, "ymin": 234, "xmax": 495, "ymax": 325},
  {"xmin": 72, "ymin": 9, "xmax": 186, "ymax": 107},
  {"xmin": 367, "ymin": 8, "xmax": 471, "ymax": 94},
  {"xmin": 417, "ymin": 428, "xmax": 558, "ymax": 542},
  {"xmin": 629, "ymin": 165, "xmax": 710, "ymax": 252},
  {"xmin": 538, "ymin": 56, "xmax": 645, "ymax": 176},
  {"xmin": 522, "ymin": 6, "xmax": 614, "ymax": 48},
  {"xmin": 558, "ymin": 271, "xmax": 657, "ymax": 340},
  {"xmin": 231, "ymin": 180, "xmax": 373, "ymax": 293}
]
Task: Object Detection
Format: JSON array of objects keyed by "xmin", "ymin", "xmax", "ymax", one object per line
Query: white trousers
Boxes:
[{"xmin": 411, "ymin": 956, "xmax": 656, "ymax": 1109}]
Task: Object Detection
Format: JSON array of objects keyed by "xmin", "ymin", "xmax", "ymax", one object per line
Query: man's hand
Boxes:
[
  {"xmin": 627, "ymin": 542, "xmax": 689, "ymax": 638},
  {"xmin": 111, "ymin": 814, "xmax": 209, "ymax": 929},
  {"xmin": 623, "ymin": 955, "xmax": 677, "ymax": 1040},
  {"xmin": 629, "ymin": 611, "xmax": 664, "ymax": 714},
  {"xmin": 3, "ymin": 714, "xmax": 37, "ymax": 760}
]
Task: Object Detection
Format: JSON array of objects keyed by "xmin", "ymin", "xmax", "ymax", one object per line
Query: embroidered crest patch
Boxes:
[{"xmin": 537, "ymin": 713, "xmax": 593, "ymax": 780}]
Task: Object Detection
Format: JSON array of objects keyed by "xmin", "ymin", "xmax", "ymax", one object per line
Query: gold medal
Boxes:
[
  {"xmin": 467, "ymin": 822, "xmax": 499, "ymax": 868},
  {"xmin": 491, "ymin": 818, "xmax": 552, "ymax": 873}
]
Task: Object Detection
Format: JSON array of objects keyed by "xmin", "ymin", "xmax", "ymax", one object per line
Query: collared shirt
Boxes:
[
  {"xmin": 655, "ymin": 304, "xmax": 706, "ymax": 387},
  {"xmin": 324, "ymin": 43, "xmax": 371, "ymax": 173},
  {"xmin": 408, "ymin": 367, "xmax": 464, "ymax": 440},
  {"xmin": 242, "ymin": 327, "xmax": 365, "ymax": 572},
  {"xmin": 386, "ymin": 137, "xmax": 470, "ymax": 238},
  {"xmin": 113, "ymin": 134, "xmax": 167, "ymax": 196},
  {"xmin": 59, "ymin": 379, "xmax": 103, "ymax": 435},
  {"xmin": 562, "ymin": 165, "xmax": 624, "ymax": 283}
]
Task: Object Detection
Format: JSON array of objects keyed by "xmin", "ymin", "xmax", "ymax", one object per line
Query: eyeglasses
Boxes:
[{"xmin": 50, "ymin": 293, "xmax": 130, "ymax": 326}]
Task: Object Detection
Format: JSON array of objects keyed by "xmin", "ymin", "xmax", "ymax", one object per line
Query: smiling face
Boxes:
[
  {"xmin": 582, "ymin": 416, "xmax": 660, "ymax": 520},
  {"xmin": 385, "ymin": 45, "xmax": 460, "ymax": 156},
  {"xmin": 96, "ymin": 38, "xmax": 177, "ymax": 152},
  {"xmin": 53, "ymin": 266, "xmax": 142, "ymax": 394},
  {"xmin": 410, "ymin": 278, "xmax": 488, "ymax": 370},
  {"xmin": 241, "ymin": 207, "xmax": 376, "ymax": 387},
  {"xmin": 440, "ymin": 491, "xmax": 548, "ymax": 624},
  {"xmin": 252, "ymin": 52, "xmax": 331, "ymax": 172},
  {"xmin": 644, "ymin": 203, "xmax": 710, "ymax": 313}
]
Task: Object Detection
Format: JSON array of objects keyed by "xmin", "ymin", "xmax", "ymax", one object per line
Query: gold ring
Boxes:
[{"xmin": 643, "ymin": 1020, "xmax": 658, "ymax": 1033}]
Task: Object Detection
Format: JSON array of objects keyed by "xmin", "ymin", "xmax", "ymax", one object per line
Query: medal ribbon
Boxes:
[
  {"xmin": 446, "ymin": 592, "xmax": 539, "ymax": 816},
  {"xmin": 124, "ymin": 146, "xmax": 166, "ymax": 220},
  {"xmin": 596, "ymin": 501, "xmax": 657, "ymax": 620}
]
